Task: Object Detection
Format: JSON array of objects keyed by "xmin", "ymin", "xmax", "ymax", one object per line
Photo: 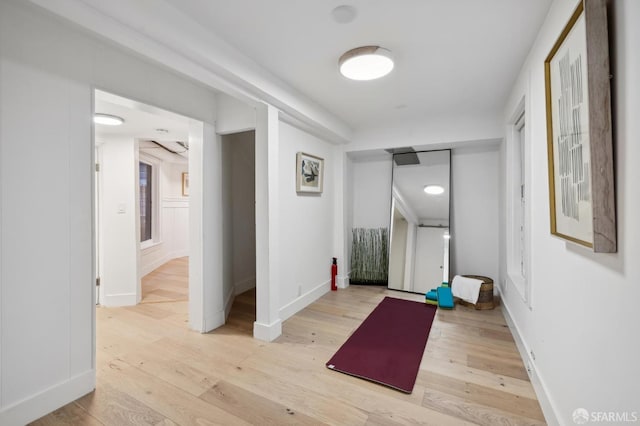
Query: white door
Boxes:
[{"xmin": 413, "ymin": 227, "xmax": 446, "ymax": 293}]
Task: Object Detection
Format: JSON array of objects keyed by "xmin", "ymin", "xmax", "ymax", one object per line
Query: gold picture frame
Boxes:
[
  {"xmin": 296, "ymin": 152, "xmax": 324, "ymax": 194},
  {"xmin": 182, "ymin": 172, "xmax": 189, "ymax": 196},
  {"xmin": 544, "ymin": 0, "xmax": 616, "ymax": 252}
]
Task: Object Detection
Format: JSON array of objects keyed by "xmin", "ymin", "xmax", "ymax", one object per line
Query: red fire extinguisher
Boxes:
[{"xmin": 331, "ymin": 257, "xmax": 338, "ymax": 291}]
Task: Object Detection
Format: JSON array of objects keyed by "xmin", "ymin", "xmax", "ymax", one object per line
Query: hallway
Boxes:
[{"xmin": 141, "ymin": 257, "xmax": 189, "ymax": 304}]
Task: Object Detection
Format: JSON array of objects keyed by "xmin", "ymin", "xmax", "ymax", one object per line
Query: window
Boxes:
[
  {"xmin": 507, "ymin": 104, "xmax": 530, "ymax": 306},
  {"xmin": 515, "ymin": 113, "xmax": 526, "ymax": 279},
  {"xmin": 139, "ymin": 161, "xmax": 153, "ymax": 242}
]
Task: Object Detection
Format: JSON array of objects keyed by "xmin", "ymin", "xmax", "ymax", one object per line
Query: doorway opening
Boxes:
[
  {"xmin": 221, "ymin": 130, "xmax": 257, "ymax": 334},
  {"xmin": 94, "ymin": 90, "xmax": 199, "ymax": 322}
]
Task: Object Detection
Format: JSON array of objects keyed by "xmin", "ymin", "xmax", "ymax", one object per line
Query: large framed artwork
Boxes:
[
  {"xmin": 544, "ymin": 0, "xmax": 616, "ymax": 252},
  {"xmin": 296, "ymin": 152, "xmax": 324, "ymax": 194}
]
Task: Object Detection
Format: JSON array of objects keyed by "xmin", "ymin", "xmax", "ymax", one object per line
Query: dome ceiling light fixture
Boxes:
[
  {"xmin": 338, "ymin": 46, "xmax": 394, "ymax": 81},
  {"xmin": 424, "ymin": 184, "xmax": 445, "ymax": 195},
  {"xmin": 93, "ymin": 113, "xmax": 124, "ymax": 126}
]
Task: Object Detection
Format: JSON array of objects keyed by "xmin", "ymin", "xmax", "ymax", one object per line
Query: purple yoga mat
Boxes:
[{"xmin": 326, "ymin": 296, "xmax": 437, "ymax": 393}]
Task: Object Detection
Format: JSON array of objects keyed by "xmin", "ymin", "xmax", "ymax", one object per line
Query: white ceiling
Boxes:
[
  {"xmin": 95, "ymin": 91, "xmax": 190, "ymax": 163},
  {"xmin": 164, "ymin": 0, "xmax": 552, "ymax": 130}
]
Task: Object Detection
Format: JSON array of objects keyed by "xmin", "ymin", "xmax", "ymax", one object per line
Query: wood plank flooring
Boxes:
[
  {"xmin": 140, "ymin": 257, "xmax": 189, "ymax": 304},
  {"xmin": 32, "ymin": 285, "xmax": 546, "ymax": 425}
]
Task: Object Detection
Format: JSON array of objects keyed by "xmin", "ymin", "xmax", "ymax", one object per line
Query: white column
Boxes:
[
  {"xmin": 254, "ymin": 104, "xmax": 282, "ymax": 341},
  {"xmin": 189, "ymin": 120, "xmax": 225, "ymax": 332}
]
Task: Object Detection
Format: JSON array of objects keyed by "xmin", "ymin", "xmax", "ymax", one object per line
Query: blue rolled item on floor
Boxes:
[{"xmin": 436, "ymin": 286, "xmax": 454, "ymax": 309}]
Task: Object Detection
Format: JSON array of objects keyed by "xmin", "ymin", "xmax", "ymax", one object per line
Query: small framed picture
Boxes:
[
  {"xmin": 296, "ymin": 152, "xmax": 324, "ymax": 194},
  {"xmin": 182, "ymin": 172, "xmax": 189, "ymax": 196}
]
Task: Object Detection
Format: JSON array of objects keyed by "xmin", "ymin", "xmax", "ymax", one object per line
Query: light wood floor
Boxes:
[
  {"xmin": 141, "ymin": 257, "xmax": 189, "ymax": 304},
  {"xmin": 32, "ymin": 285, "xmax": 546, "ymax": 425}
]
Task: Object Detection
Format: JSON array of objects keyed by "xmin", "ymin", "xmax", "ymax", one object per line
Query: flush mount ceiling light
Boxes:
[
  {"xmin": 93, "ymin": 113, "xmax": 124, "ymax": 126},
  {"xmin": 339, "ymin": 46, "xmax": 394, "ymax": 81},
  {"xmin": 424, "ymin": 185, "xmax": 445, "ymax": 195}
]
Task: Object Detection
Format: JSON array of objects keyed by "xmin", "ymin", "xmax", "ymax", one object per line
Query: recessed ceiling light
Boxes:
[
  {"xmin": 424, "ymin": 185, "xmax": 445, "ymax": 195},
  {"xmin": 331, "ymin": 5, "xmax": 357, "ymax": 24},
  {"xmin": 94, "ymin": 113, "xmax": 124, "ymax": 126},
  {"xmin": 339, "ymin": 46, "xmax": 394, "ymax": 81}
]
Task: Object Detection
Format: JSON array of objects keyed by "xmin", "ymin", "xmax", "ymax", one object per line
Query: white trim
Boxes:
[
  {"xmin": 235, "ymin": 277, "xmax": 256, "ymax": 296},
  {"xmin": 224, "ymin": 278, "xmax": 257, "ymax": 321},
  {"xmin": 188, "ymin": 120, "xmax": 205, "ymax": 332},
  {"xmin": 162, "ymin": 198, "xmax": 189, "ymax": 208},
  {"xmin": 0, "ymin": 370, "xmax": 95, "ymax": 426},
  {"xmin": 140, "ymin": 240, "xmax": 162, "ymax": 251},
  {"xmin": 279, "ymin": 280, "xmax": 330, "ymax": 322},
  {"xmin": 139, "ymin": 251, "xmax": 169, "ymax": 278},
  {"xmin": 170, "ymin": 250, "xmax": 189, "ymax": 260},
  {"xmin": 101, "ymin": 292, "xmax": 137, "ymax": 307},
  {"xmin": 499, "ymin": 288, "xmax": 561, "ymax": 426},
  {"xmin": 505, "ymin": 93, "xmax": 532, "ymax": 307},
  {"xmin": 253, "ymin": 319, "xmax": 283, "ymax": 342},
  {"xmin": 139, "ymin": 252, "xmax": 189, "ymax": 278}
]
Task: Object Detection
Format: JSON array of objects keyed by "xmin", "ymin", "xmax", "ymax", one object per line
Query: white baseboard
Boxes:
[
  {"xmin": 0, "ymin": 370, "xmax": 95, "ymax": 426},
  {"xmin": 141, "ymin": 252, "xmax": 189, "ymax": 278},
  {"xmin": 279, "ymin": 279, "xmax": 330, "ymax": 322},
  {"xmin": 170, "ymin": 250, "xmax": 189, "ymax": 260},
  {"xmin": 101, "ymin": 292, "xmax": 137, "ymax": 307},
  {"xmin": 222, "ymin": 277, "xmax": 256, "ymax": 322},
  {"xmin": 202, "ymin": 309, "xmax": 225, "ymax": 333},
  {"xmin": 223, "ymin": 289, "xmax": 235, "ymax": 320},
  {"xmin": 499, "ymin": 288, "xmax": 561, "ymax": 426},
  {"xmin": 253, "ymin": 319, "xmax": 282, "ymax": 342},
  {"xmin": 140, "ymin": 254, "xmax": 169, "ymax": 277},
  {"xmin": 235, "ymin": 276, "xmax": 256, "ymax": 295}
]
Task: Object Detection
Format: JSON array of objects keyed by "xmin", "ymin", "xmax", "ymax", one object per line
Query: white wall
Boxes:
[
  {"xmin": 0, "ymin": 2, "xmax": 216, "ymax": 424},
  {"xmin": 97, "ymin": 138, "xmax": 139, "ymax": 306},
  {"xmin": 351, "ymin": 158, "xmax": 393, "ymax": 228},
  {"xmin": 500, "ymin": 1, "xmax": 640, "ymax": 424},
  {"xmin": 163, "ymin": 162, "xmax": 190, "ymax": 198},
  {"xmin": 216, "ymin": 93, "xmax": 256, "ymax": 135},
  {"xmin": 277, "ymin": 120, "xmax": 335, "ymax": 321},
  {"xmin": 450, "ymin": 146, "xmax": 500, "ymax": 283}
]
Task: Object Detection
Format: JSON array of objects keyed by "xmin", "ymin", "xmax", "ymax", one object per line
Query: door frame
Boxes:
[{"xmin": 92, "ymin": 88, "xmax": 211, "ymax": 332}]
